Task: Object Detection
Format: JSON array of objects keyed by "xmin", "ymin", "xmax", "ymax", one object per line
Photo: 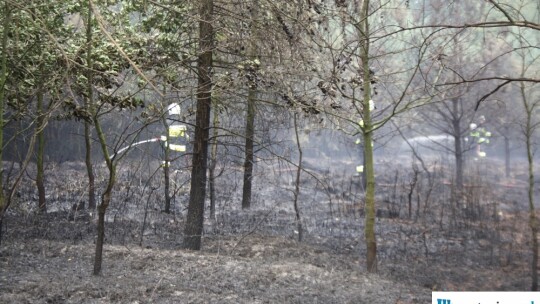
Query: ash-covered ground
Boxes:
[{"xmin": 0, "ymin": 153, "xmax": 536, "ymax": 303}]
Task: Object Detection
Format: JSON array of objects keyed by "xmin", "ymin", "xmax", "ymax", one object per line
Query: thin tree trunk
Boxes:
[
  {"xmin": 361, "ymin": 144, "xmax": 367, "ymax": 190},
  {"xmin": 241, "ymin": 0, "xmax": 259, "ymax": 210},
  {"xmin": 162, "ymin": 116, "xmax": 171, "ymax": 213},
  {"xmin": 408, "ymin": 166, "xmax": 418, "ymax": 219},
  {"xmin": 363, "ymin": 122, "xmax": 377, "ymax": 272},
  {"xmin": 242, "ymin": 88, "xmax": 255, "ymax": 209},
  {"xmin": 452, "ymin": 99, "xmax": 463, "ymax": 190},
  {"xmin": 94, "ymin": 198, "xmax": 106, "ymax": 275},
  {"xmin": 454, "ymin": 135, "xmax": 463, "ymax": 189},
  {"xmin": 0, "ymin": 2, "xmax": 11, "ymax": 244},
  {"xmin": 92, "ymin": 115, "xmax": 116, "ymax": 275},
  {"xmin": 87, "ymin": 0, "xmax": 117, "ymax": 275},
  {"xmin": 522, "ymin": 81, "xmax": 538, "ymax": 291},
  {"xmin": 93, "ymin": 168, "xmax": 115, "ymax": 275},
  {"xmin": 209, "ymin": 100, "xmax": 219, "ymax": 219},
  {"xmin": 292, "ymin": 112, "xmax": 303, "ymax": 242},
  {"xmin": 84, "ymin": 122, "xmax": 95, "ymax": 210},
  {"xmin": 84, "ymin": 0, "xmax": 95, "ymax": 211},
  {"xmin": 36, "ymin": 74, "xmax": 46, "ymax": 213},
  {"xmin": 359, "ymin": 0, "xmax": 377, "ymax": 273},
  {"xmin": 527, "ymin": 131, "xmax": 538, "ymax": 291},
  {"xmin": 33, "ymin": 14, "xmax": 47, "ymax": 213},
  {"xmin": 184, "ymin": 0, "xmax": 214, "ymax": 250},
  {"xmin": 504, "ymin": 133, "xmax": 510, "ymax": 178}
]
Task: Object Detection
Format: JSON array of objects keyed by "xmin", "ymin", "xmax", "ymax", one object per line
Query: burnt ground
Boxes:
[{"xmin": 0, "ymin": 156, "xmax": 537, "ymax": 303}]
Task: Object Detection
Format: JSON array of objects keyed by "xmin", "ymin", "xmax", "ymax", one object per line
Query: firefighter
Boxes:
[{"xmin": 469, "ymin": 115, "xmax": 491, "ymax": 159}]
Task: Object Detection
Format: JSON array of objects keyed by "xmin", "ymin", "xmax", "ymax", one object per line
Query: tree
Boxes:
[
  {"xmin": 292, "ymin": 111, "xmax": 303, "ymax": 241},
  {"xmin": 161, "ymin": 107, "xmax": 172, "ymax": 213},
  {"xmin": 35, "ymin": 68, "xmax": 46, "ymax": 213},
  {"xmin": 30, "ymin": 0, "xmax": 68, "ymax": 213},
  {"xmin": 86, "ymin": 0, "xmax": 116, "ymax": 275},
  {"xmin": 200, "ymin": 0, "xmax": 300, "ymax": 214},
  {"xmin": 84, "ymin": 0, "xmax": 96, "ymax": 211},
  {"xmin": 402, "ymin": 0, "xmax": 539, "ymax": 285},
  {"xmin": 183, "ymin": 0, "xmax": 214, "ymax": 250},
  {"xmin": 357, "ymin": 0, "xmax": 378, "ymax": 272},
  {"xmin": 0, "ymin": 0, "xmax": 10, "ymax": 242},
  {"xmin": 0, "ymin": 0, "xmax": 69, "ymax": 242},
  {"xmin": 303, "ymin": 0, "xmax": 448, "ymax": 272},
  {"xmin": 521, "ymin": 78, "xmax": 539, "ymax": 291},
  {"xmin": 9, "ymin": 0, "xmax": 72, "ymax": 213},
  {"xmin": 418, "ymin": 90, "xmax": 476, "ymax": 190},
  {"xmin": 490, "ymin": 98, "xmax": 520, "ymax": 178},
  {"xmin": 208, "ymin": 97, "xmax": 220, "ymax": 219},
  {"xmin": 241, "ymin": 0, "xmax": 260, "ymax": 210},
  {"xmin": 398, "ymin": 0, "xmax": 540, "ymax": 102},
  {"xmin": 512, "ymin": 25, "xmax": 540, "ymax": 290},
  {"xmin": 32, "ymin": 6, "xmax": 49, "ymax": 213},
  {"xmin": 404, "ymin": 0, "xmax": 505, "ymax": 191},
  {"xmin": 64, "ymin": 0, "xmax": 159, "ymax": 274}
]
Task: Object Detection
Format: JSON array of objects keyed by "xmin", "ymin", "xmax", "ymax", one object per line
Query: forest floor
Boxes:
[
  {"xmin": 0, "ymin": 158, "xmax": 536, "ymax": 303},
  {"xmin": 0, "ymin": 208, "xmax": 532, "ymax": 304},
  {"xmin": 0, "ymin": 212, "xmax": 431, "ymax": 304}
]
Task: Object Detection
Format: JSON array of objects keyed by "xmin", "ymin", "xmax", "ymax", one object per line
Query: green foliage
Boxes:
[
  {"xmin": 0, "ymin": 1, "xmax": 71, "ymax": 116},
  {"xmin": 0, "ymin": 0, "xmax": 198, "ymax": 123}
]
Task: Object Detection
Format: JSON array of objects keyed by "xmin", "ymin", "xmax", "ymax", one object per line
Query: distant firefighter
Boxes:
[{"xmin": 468, "ymin": 115, "xmax": 491, "ymax": 159}]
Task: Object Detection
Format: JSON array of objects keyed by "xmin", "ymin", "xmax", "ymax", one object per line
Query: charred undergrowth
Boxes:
[{"xmin": 0, "ymin": 156, "xmax": 536, "ymax": 293}]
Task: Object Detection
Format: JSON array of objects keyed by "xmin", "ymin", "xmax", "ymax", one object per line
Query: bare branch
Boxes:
[
  {"xmin": 475, "ymin": 80, "xmax": 512, "ymax": 111},
  {"xmin": 375, "ymin": 21, "xmax": 540, "ymax": 41},
  {"xmin": 487, "ymin": 0, "xmax": 514, "ymax": 23},
  {"xmin": 440, "ymin": 76, "xmax": 539, "ymax": 85}
]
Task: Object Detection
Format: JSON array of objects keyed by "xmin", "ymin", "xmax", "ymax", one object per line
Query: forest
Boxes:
[{"xmin": 0, "ymin": 0, "xmax": 539, "ymax": 303}]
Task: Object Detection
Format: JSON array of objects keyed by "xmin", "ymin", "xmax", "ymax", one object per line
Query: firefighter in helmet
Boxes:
[{"xmin": 468, "ymin": 115, "xmax": 491, "ymax": 159}]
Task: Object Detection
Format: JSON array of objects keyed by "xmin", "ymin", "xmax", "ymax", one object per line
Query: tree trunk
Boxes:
[
  {"xmin": 84, "ymin": 122, "xmax": 96, "ymax": 210},
  {"xmin": 93, "ymin": 173, "xmax": 114, "ymax": 275},
  {"xmin": 522, "ymin": 81, "xmax": 538, "ymax": 291},
  {"xmin": 408, "ymin": 166, "xmax": 418, "ymax": 219},
  {"xmin": 359, "ymin": 0, "xmax": 377, "ymax": 273},
  {"xmin": 452, "ymin": 99, "xmax": 463, "ymax": 190},
  {"xmin": 528, "ymin": 138, "xmax": 538, "ymax": 291},
  {"xmin": 454, "ymin": 132, "xmax": 463, "ymax": 189},
  {"xmin": 163, "ymin": 143, "xmax": 171, "ymax": 213},
  {"xmin": 88, "ymin": 0, "xmax": 117, "ymax": 275},
  {"xmin": 363, "ymin": 133, "xmax": 376, "ymax": 271},
  {"xmin": 162, "ymin": 116, "xmax": 171, "ymax": 214},
  {"xmin": 84, "ymin": 0, "xmax": 95, "ymax": 211},
  {"xmin": 0, "ymin": 2, "xmax": 11, "ymax": 243},
  {"xmin": 242, "ymin": 88, "xmax": 256, "ymax": 209},
  {"xmin": 362, "ymin": 153, "xmax": 367, "ymax": 191},
  {"xmin": 36, "ymin": 77, "xmax": 46, "ymax": 213},
  {"xmin": 241, "ymin": 0, "xmax": 259, "ymax": 210},
  {"xmin": 93, "ymin": 201, "xmax": 106, "ymax": 275},
  {"xmin": 209, "ymin": 99, "xmax": 219, "ymax": 220},
  {"xmin": 184, "ymin": 0, "xmax": 214, "ymax": 250},
  {"xmin": 92, "ymin": 116, "xmax": 116, "ymax": 275},
  {"xmin": 504, "ymin": 132, "xmax": 510, "ymax": 178},
  {"xmin": 363, "ymin": 127, "xmax": 377, "ymax": 273},
  {"xmin": 33, "ymin": 17, "xmax": 47, "ymax": 213},
  {"xmin": 292, "ymin": 112, "xmax": 303, "ymax": 242}
]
